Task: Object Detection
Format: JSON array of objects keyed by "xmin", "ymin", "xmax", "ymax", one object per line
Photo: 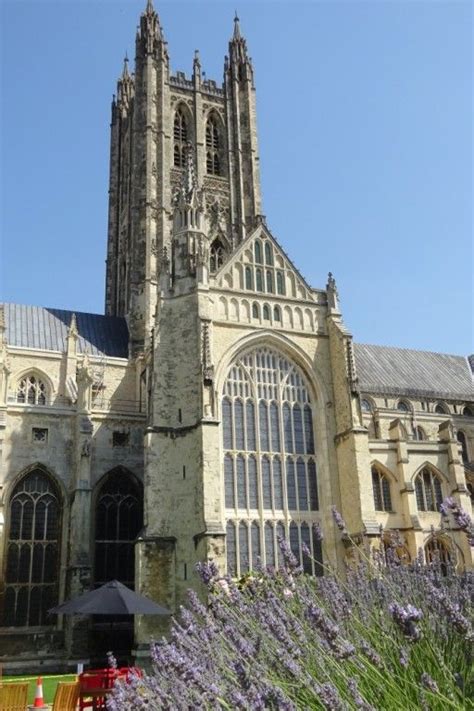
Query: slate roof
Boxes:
[
  {"xmin": 2, "ymin": 303, "xmax": 129, "ymax": 358},
  {"xmin": 354, "ymin": 343, "xmax": 474, "ymax": 401}
]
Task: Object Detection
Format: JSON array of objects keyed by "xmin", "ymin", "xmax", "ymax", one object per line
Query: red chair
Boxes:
[{"xmin": 79, "ymin": 669, "xmax": 116, "ymax": 710}]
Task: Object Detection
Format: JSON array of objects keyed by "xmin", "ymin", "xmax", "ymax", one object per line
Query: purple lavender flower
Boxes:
[
  {"xmin": 421, "ymin": 673, "xmax": 439, "ymax": 694},
  {"xmin": 313, "ymin": 521, "xmax": 324, "ymax": 541},
  {"xmin": 195, "ymin": 559, "xmax": 219, "ymax": 584},
  {"xmin": 389, "ymin": 602, "xmax": 423, "ymax": 641},
  {"xmin": 347, "ymin": 678, "xmax": 376, "ymax": 710},
  {"xmin": 331, "ymin": 506, "xmax": 346, "ymax": 531},
  {"xmin": 106, "ymin": 650, "xmax": 117, "ymax": 669}
]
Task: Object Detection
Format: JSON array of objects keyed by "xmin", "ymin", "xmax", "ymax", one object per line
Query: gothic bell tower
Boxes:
[{"xmin": 104, "ymin": 2, "xmax": 263, "ymax": 353}]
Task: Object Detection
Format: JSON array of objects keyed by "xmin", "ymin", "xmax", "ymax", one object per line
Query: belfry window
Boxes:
[
  {"xmin": 222, "ymin": 347, "xmax": 321, "ymax": 577},
  {"xmin": 3, "ymin": 469, "xmax": 61, "ymax": 626},
  {"xmin": 94, "ymin": 470, "xmax": 143, "ymax": 589},
  {"xmin": 415, "ymin": 468, "xmax": 443, "ymax": 512},
  {"xmin": 206, "ymin": 116, "xmax": 221, "ymax": 176},
  {"xmin": 210, "ymin": 239, "xmax": 225, "ymax": 273},
  {"xmin": 16, "ymin": 375, "xmax": 47, "ymax": 405},
  {"xmin": 371, "ymin": 466, "xmax": 392, "ymax": 511},
  {"xmin": 173, "ymin": 108, "xmax": 188, "ymax": 168}
]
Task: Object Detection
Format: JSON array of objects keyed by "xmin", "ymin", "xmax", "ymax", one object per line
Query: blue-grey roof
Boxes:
[
  {"xmin": 2, "ymin": 303, "xmax": 129, "ymax": 358},
  {"xmin": 354, "ymin": 343, "xmax": 474, "ymax": 401}
]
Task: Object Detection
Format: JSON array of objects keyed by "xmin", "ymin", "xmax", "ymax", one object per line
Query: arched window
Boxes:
[
  {"xmin": 266, "ymin": 270, "xmax": 274, "ymax": 293},
  {"xmin": 255, "ymin": 269, "xmax": 263, "ymax": 292},
  {"xmin": 396, "ymin": 400, "xmax": 410, "ymax": 413},
  {"xmin": 435, "ymin": 403, "xmax": 448, "ymax": 415},
  {"xmin": 206, "ymin": 115, "xmax": 221, "ymax": 175},
  {"xmin": 222, "ymin": 347, "xmax": 320, "ymax": 576},
  {"xmin": 415, "ymin": 468, "xmax": 443, "ymax": 512},
  {"xmin": 254, "ymin": 240, "xmax": 263, "ymax": 264},
  {"xmin": 361, "ymin": 399, "xmax": 372, "ymax": 412},
  {"xmin": 425, "ymin": 538, "xmax": 451, "ymax": 575},
  {"xmin": 371, "ymin": 466, "xmax": 392, "ymax": 511},
  {"xmin": 413, "ymin": 426, "xmax": 426, "ymax": 441},
  {"xmin": 264, "ymin": 242, "xmax": 273, "ymax": 265},
  {"xmin": 173, "ymin": 108, "xmax": 188, "ymax": 168},
  {"xmin": 462, "ymin": 406, "xmax": 473, "ymax": 417},
  {"xmin": 3, "ymin": 468, "xmax": 61, "ymax": 626},
  {"xmin": 252, "ymin": 303, "xmax": 260, "ymax": 320},
  {"xmin": 276, "ymin": 272, "xmax": 285, "ymax": 295},
  {"xmin": 94, "ymin": 470, "xmax": 143, "ymax": 589},
  {"xmin": 273, "ymin": 306, "xmax": 281, "ymax": 322},
  {"xmin": 210, "ymin": 239, "xmax": 225, "ymax": 272},
  {"xmin": 16, "ymin": 374, "xmax": 48, "ymax": 405},
  {"xmin": 245, "ymin": 266, "xmax": 253, "ymax": 290},
  {"xmin": 263, "ymin": 305, "xmax": 270, "ymax": 321},
  {"xmin": 457, "ymin": 431, "xmax": 469, "ymax": 464}
]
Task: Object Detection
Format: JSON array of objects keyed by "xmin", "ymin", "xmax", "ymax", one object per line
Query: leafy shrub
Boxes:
[{"xmin": 108, "ymin": 507, "xmax": 473, "ymax": 710}]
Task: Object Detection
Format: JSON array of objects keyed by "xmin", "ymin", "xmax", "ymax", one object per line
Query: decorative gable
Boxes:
[{"xmin": 214, "ymin": 224, "xmax": 318, "ymax": 303}]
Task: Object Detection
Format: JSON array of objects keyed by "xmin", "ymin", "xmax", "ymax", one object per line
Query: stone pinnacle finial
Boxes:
[
  {"xmin": 233, "ymin": 11, "xmax": 241, "ymax": 39},
  {"xmin": 327, "ymin": 272, "xmax": 337, "ymax": 292},
  {"xmin": 146, "ymin": 0, "xmax": 155, "ymax": 14},
  {"xmin": 181, "ymin": 142, "xmax": 197, "ymax": 201},
  {"xmin": 122, "ymin": 52, "xmax": 129, "ymax": 77},
  {"xmin": 69, "ymin": 313, "xmax": 78, "ymax": 337}
]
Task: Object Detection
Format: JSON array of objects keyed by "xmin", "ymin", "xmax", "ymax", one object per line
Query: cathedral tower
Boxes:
[{"xmin": 104, "ymin": 2, "xmax": 262, "ymax": 353}]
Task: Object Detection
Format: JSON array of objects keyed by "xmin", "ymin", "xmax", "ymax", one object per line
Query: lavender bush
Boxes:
[{"xmin": 108, "ymin": 507, "xmax": 473, "ymax": 710}]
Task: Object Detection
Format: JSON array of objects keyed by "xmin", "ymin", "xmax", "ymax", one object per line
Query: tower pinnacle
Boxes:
[{"xmin": 233, "ymin": 12, "xmax": 241, "ymax": 40}]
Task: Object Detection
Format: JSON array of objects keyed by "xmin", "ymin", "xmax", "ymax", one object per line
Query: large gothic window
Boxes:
[
  {"xmin": 16, "ymin": 374, "xmax": 48, "ymax": 405},
  {"xmin": 371, "ymin": 466, "xmax": 392, "ymax": 512},
  {"xmin": 3, "ymin": 469, "xmax": 61, "ymax": 626},
  {"xmin": 222, "ymin": 347, "xmax": 321, "ymax": 577},
  {"xmin": 173, "ymin": 108, "xmax": 188, "ymax": 168},
  {"xmin": 94, "ymin": 470, "xmax": 143, "ymax": 589},
  {"xmin": 206, "ymin": 115, "xmax": 221, "ymax": 176}
]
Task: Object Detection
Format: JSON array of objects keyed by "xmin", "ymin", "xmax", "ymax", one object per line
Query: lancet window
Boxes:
[
  {"xmin": 222, "ymin": 347, "xmax": 321, "ymax": 577},
  {"xmin": 173, "ymin": 108, "xmax": 188, "ymax": 168},
  {"xmin": 415, "ymin": 468, "xmax": 443, "ymax": 512},
  {"xmin": 210, "ymin": 239, "xmax": 225, "ymax": 273},
  {"xmin": 206, "ymin": 115, "xmax": 221, "ymax": 176},
  {"xmin": 16, "ymin": 375, "xmax": 47, "ymax": 405},
  {"xmin": 371, "ymin": 466, "xmax": 392, "ymax": 512},
  {"xmin": 3, "ymin": 469, "xmax": 61, "ymax": 626}
]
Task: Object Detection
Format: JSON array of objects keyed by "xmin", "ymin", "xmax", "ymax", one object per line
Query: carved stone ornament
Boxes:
[{"xmin": 81, "ymin": 438, "xmax": 91, "ymax": 457}]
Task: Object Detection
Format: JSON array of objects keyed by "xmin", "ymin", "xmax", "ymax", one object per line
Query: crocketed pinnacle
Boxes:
[
  {"xmin": 233, "ymin": 12, "xmax": 241, "ymax": 39},
  {"xmin": 145, "ymin": 0, "xmax": 155, "ymax": 14},
  {"xmin": 122, "ymin": 53, "xmax": 129, "ymax": 78}
]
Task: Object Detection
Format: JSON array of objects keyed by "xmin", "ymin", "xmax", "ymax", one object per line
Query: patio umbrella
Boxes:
[{"xmin": 49, "ymin": 580, "xmax": 170, "ymax": 616}]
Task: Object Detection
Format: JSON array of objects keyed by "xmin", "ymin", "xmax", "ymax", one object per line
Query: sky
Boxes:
[{"xmin": 0, "ymin": 0, "xmax": 472, "ymax": 355}]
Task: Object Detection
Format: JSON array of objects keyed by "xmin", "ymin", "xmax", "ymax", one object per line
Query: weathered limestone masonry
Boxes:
[{"xmin": 1, "ymin": 0, "xmax": 473, "ymax": 673}]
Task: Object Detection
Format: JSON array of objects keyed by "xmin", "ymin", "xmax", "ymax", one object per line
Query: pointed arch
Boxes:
[
  {"xmin": 2, "ymin": 465, "xmax": 63, "ymax": 626},
  {"xmin": 205, "ymin": 111, "xmax": 223, "ymax": 176},
  {"xmin": 370, "ymin": 463, "xmax": 393, "ymax": 512},
  {"xmin": 14, "ymin": 368, "xmax": 53, "ymax": 406},
  {"xmin": 93, "ymin": 467, "xmax": 143, "ymax": 589},
  {"xmin": 413, "ymin": 464, "xmax": 444, "ymax": 512},
  {"xmin": 173, "ymin": 104, "xmax": 192, "ymax": 168}
]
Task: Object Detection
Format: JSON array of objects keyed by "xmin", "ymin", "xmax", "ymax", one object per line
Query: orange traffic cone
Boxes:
[{"xmin": 33, "ymin": 676, "xmax": 45, "ymax": 708}]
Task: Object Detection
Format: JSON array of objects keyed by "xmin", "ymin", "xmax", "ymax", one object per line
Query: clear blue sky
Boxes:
[{"xmin": 1, "ymin": 0, "xmax": 472, "ymax": 355}]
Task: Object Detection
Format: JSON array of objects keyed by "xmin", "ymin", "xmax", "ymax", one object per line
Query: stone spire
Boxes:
[{"xmin": 229, "ymin": 11, "xmax": 251, "ymax": 67}]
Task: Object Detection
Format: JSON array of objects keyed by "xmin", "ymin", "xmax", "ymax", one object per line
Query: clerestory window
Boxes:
[{"xmin": 16, "ymin": 375, "xmax": 48, "ymax": 405}]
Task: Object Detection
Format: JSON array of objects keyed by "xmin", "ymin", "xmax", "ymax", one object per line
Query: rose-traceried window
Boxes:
[
  {"xmin": 16, "ymin": 375, "xmax": 47, "ymax": 405},
  {"xmin": 222, "ymin": 347, "xmax": 322, "ymax": 577},
  {"xmin": 3, "ymin": 469, "xmax": 61, "ymax": 626}
]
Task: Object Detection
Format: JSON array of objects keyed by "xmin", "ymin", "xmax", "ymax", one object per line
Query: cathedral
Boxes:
[{"xmin": 0, "ymin": 0, "xmax": 472, "ymax": 671}]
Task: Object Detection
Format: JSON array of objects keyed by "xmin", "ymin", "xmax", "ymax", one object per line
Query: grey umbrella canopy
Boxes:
[{"xmin": 49, "ymin": 580, "xmax": 170, "ymax": 616}]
